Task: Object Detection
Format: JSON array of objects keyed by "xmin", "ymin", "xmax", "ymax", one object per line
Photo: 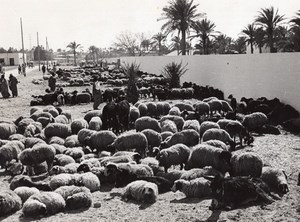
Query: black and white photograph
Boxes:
[{"xmin": 0, "ymin": 0, "xmax": 300, "ymax": 221}]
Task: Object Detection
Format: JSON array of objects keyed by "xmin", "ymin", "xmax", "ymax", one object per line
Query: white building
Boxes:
[{"xmin": 0, "ymin": 53, "xmax": 26, "ymax": 66}]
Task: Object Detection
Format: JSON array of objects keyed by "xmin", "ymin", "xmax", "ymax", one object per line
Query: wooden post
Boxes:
[
  {"xmin": 20, "ymin": 18, "xmax": 25, "ymax": 65},
  {"xmin": 37, "ymin": 32, "xmax": 40, "ymax": 71}
]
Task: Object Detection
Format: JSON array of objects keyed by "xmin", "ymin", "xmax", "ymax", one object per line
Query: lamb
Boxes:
[
  {"xmin": 0, "ymin": 190, "xmax": 22, "ymax": 216},
  {"xmin": 160, "ymin": 115, "xmax": 185, "ymax": 131},
  {"xmin": 129, "ymin": 106, "xmax": 140, "ymax": 125},
  {"xmin": 138, "ymin": 103, "xmax": 148, "ymax": 117},
  {"xmin": 160, "ymin": 119, "xmax": 178, "ymax": 133},
  {"xmin": 242, "ymin": 112, "xmax": 268, "ymax": 132},
  {"xmin": 88, "ymin": 116, "xmax": 102, "ymax": 131},
  {"xmin": 135, "ymin": 116, "xmax": 161, "ymax": 132},
  {"xmin": 84, "ymin": 110, "xmax": 102, "ymax": 123},
  {"xmin": 157, "ymin": 143, "xmax": 191, "ymax": 172},
  {"xmin": 230, "ymin": 152, "xmax": 263, "ymax": 177},
  {"xmin": 169, "ymin": 106, "xmax": 181, "ymax": 116},
  {"xmin": 49, "ymin": 163, "xmax": 79, "ymax": 175},
  {"xmin": 86, "ymin": 130, "xmax": 117, "ymax": 152},
  {"xmin": 172, "ymin": 177, "xmax": 211, "ymax": 198},
  {"xmin": 22, "ymin": 192, "xmax": 66, "ymax": 217},
  {"xmin": 202, "ymin": 128, "xmax": 235, "ymax": 150},
  {"xmin": 14, "ymin": 186, "xmax": 40, "ymax": 203},
  {"xmin": 64, "ymin": 147, "xmax": 85, "ymax": 160},
  {"xmin": 10, "ymin": 175, "xmax": 52, "ymax": 191},
  {"xmin": 261, "ymin": 166, "xmax": 289, "ymax": 194},
  {"xmin": 185, "ymin": 144, "xmax": 232, "ymax": 174},
  {"xmin": 183, "ymin": 120, "xmax": 200, "ymax": 134},
  {"xmin": 160, "ymin": 129, "xmax": 199, "ymax": 148},
  {"xmin": 199, "ymin": 121, "xmax": 220, "ymax": 138},
  {"xmin": 0, "ymin": 140, "xmax": 24, "ymax": 169},
  {"xmin": 108, "ymin": 131, "xmax": 148, "ymax": 157},
  {"xmin": 179, "ymin": 166, "xmax": 223, "ymax": 181},
  {"xmin": 122, "ymin": 180, "xmax": 158, "ymax": 203},
  {"xmin": 0, "ymin": 122, "xmax": 17, "ymax": 139},
  {"xmin": 141, "ymin": 129, "xmax": 162, "ymax": 150},
  {"xmin": 64, "ymin": 135, "xmax": 80, "ymax": 147},
  {"xmin": 71, "ymin": 118, "xmax": 88, "ymax": 134},
  {"xmin": 44, "ymin": 123, "xmax": 72, "ymax": 138}
]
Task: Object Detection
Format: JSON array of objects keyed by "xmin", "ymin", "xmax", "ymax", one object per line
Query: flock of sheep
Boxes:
[{"xmin": 0, "ymin": 87, "xmax": 296, "ymax": 219}]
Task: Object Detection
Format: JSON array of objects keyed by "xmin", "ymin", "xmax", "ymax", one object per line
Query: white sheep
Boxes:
[
  {"xmin": 203, "ymin": 140, "xmax": 228, "ymax": 151},
  {"xmin": 54, "ymin": 154, "xmax": 75, "ymax": 166},
  {"xmin": 185, "ymin": 144, "xmax": 232, "ymax": 174},
  {"xmin": 141, "ymin": 129, "xmax": 162, "ymax": 149},
  {"xmin": 242, "ymin": 112, "xmax": 268, "ymax": 131},
  {"xmin": 194, "ymin": 101, "xmax": 210, "ymax": 116},
  {"xmin": 61, "ymin": 110, "xmax": 72, "ymax": 123},
  {"xmin": 54, "ymin": 114, "xmax": 69, "ymax": 124},
  {"xmin": 183, "ymin": 120, "xmax": 200, "ymax": 134},
  {"xmin": 22, "ymin": 137, "xmax": 46, "ymax": 148},
  {"xmin": 87, "ymin": 130, "xmax": 117, "ymax": 152},
  {"xmin": 261, "ymin": 166, "xmax": 289, "ymax": 194},
  {"xmin": 54, "ymin": 185, "xmax": 90, "ymax": 200},
  {"xmin": 44, "ymin": 123, "xmax": 72, "ymax": 138},
  {"xmin": 172, "ymin": 177, "xmax": 211, "ymax": 198},
  {"xmin": 156, "ymin": 170, "xmax": 185, "ymax": 183},
  {"xmin": 169, "ymin": 106, "xmax": 181, "ymax": 116},
  {"xmin": 71, "ymin": 118, "xmax": 88, "ymax": 134},
  {"xmin": 83, "ymin": 110, "xmax": 102, "ymax": 123},
  {"xmin": 88, "ymin": 116, "xmax": 102, "ymax": 131},
  {"xmin": 64, "ymin": 135, "xmax": 80, "ymax": 147},
  {"xmin": 221, "ymin": 100, "xmax": 233, "ymax": 114},
  {"xmin": 157, "ymin": 143, "xmax": 191, "ymax": 172},
  {"xmin": 22, "ymin": 192, "xmax": 66, "ymax": 217},
  {"xmin": 199, "ymin": 121, "xmax": 220, "ymax": 138},
  {"xmin": 0, "ymin": 140, "xmax": 24, "ymax": 169},
  {"xmin": 202, "ymin": 128, "xmax": 235, "ymax": 149},
  {"xmin": 122, "ymin": 180, "xmax": 158, "ymax": 203},
  {"xmin": 14, "ymin": 186, "xmax": 40, "ymax": 203},
  {"xmin": 137, "ymin": 103, "xmax": 148, "ymax": 117},
  {"xmin": 160, "ymin": 115, "xmax": 185, "ymax": 131},
  {"xmin": 0, "ymin": 190, "xmax": 22, "ymax": 216},
  {"xmin": 230, "ymin": 152, "xmax": 263, "ymax": 177},
  {"xmin": 0, "ymin": 122, "xmax": 17, "ymax": 140},
  {"xmin": 65, "ymin": 191, "xmax": 93, "ymax": 210},
  {"xmin": 180, "ymin": 166, "xmax": 223, "ymax": 181},
  {"xmin": 48, "ymin": 136, "xmax": 65, "ymax": 145},
  {"xmin": 129, "ymin": 106, "xmax": 140, "ymax": 124},
  {"xmin": 8, "ymin": 133, "xmax": 26, "ymax": 141},
  {"xmin": 161, "ymin": 129, "xmax": 199, "ymax": 148},
  {"xmin": 160, "ymin": 119, "xmax": 178, "ymax": 133},
  {"xmin": 135, "ymin": 116, "xmax": 161, "ymax": 132},
  {"xmin": 64, "ymin": 147, "xmax": 84, "ymax": 161},
  {"xmin": 49, "ymin": 163, "xmax": 79, "ymax": 175}
]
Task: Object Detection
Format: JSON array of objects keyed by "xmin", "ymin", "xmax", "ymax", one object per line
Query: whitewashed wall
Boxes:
[{"xmin": 107, "ymin": 53, "xmax": 300, "ymax": 112}]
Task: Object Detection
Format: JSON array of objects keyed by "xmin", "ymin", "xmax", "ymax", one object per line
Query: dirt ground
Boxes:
[{"xmin": 0, "ymin": 67, "xmax": 299, "ymax": 222}]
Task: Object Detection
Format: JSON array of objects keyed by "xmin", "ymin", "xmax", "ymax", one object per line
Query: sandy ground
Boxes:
[{"xmin": 0, "ymin": 67, "xmax": 300, "ymax": 222}]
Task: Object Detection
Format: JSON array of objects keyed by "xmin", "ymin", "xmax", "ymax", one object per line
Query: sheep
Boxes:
[
  {"xmin": 172, "ymin": 177, "xmax": 212, "ymax": 198},
  {"xmin": 71, "ymin": 118, "xmax": 88, "ymax": 135},
  {"xmin": 44, "ymin": 123, "xmax": 72, "ymax": 138},
  {"xmin": 159, "ymin": 115, "xmax": 185, "ymax": 131},
  {"xmin": 221, "ymin": 100, "xmax": 233, "ymax": 115},
  {"xmin": 0, "ymin": 122, "xmax": 17, "ymax": 139},
  {"xmin": 53, "ymin": 154, "xmax": 75, "ymax": 166},
  {"xmin": 99, "ymin": 155, "xmax": 135, "ymax": 166},
  {"xmin": 161, "ymin": 131, "xmax": 174, "ymax": 141},
  {"xmin": 86, "ymin": 130, "xmax": 117, "ymax": 152},
  {"xmin": 160, "ymin": 129, "xmax": 199, "ymax": 148},
  {"xmin": 19, "ymin": 144, "xmax": 56, "ymax": 175},
  {"xmin": 10, "ymin": 175, "xmax": 52, "ymax": 191},
  {"xmin": 141, "ymin": 129, "xmax": 162, "ymax": 150},
  {"xmin": 122, "ymin": 180, "xmax": 158, "ymax": 203},
  {"xmin": 230, "ymin": 152, "xmax": 263, "ymax": 177},
  {"xmin": 54, "ymin": 114, "xmax": 69, "ymax": 124},
  {"xmin": 84, "ymin": 110, "xmax": 102, "ymax": 123},
  {"xmin": 169, "ymin": 106, "xmax": 181, "ymax": 116},
  {"xmin": 135, "ymin": 116, "xmax": 161, "ymax": 132},
  {"xmin": 156, "ymin": 170, "xmax": 185, "ymax": 183},
  {"xmin": 0, "ymin": 141, "xmax": 24, "ymax": 169},
  {"xmin": 183, "ymin": 120, "xmax": 200, "ymax": 134},
  {"xmin": 146, "ymin": 102, "xmax": 158, "ymax": 117},
  {"xmin": 79, "ymin": 158, "xmax": 101, "ymax": 169},
  {"xmin": 76, "ymin": 93, "xmax": 91, "ymax": 104},
  {"xmin": 88, "ymin": 116, "xmax": 102, "ymax": 131},
  {"xmin": 203, "ymin": 140, "xmax": 228, "ymax": 151},
  {"xmin": 140, "ymin": 157, "xmax": 162, "ymax": 175},
  {"xmin": 174, "ymin": 102, "xmax": 194, "ymax": 112},
  {"xmin": 199, "ymin": 121, "xmax": 220, "ymax": 138},
  {"xmin": 157, "ymin": 143, "xmax": 191, "ymax": 172},
  {"xmin": 30, "ymin": 107, "xmax": 42, "ymax": 115},
  {"xmin": 22, "ymin": 192, "xmax": 66, "ymax": 217},
  {"xmin": 194, "ymin": 101, "xmax": 210, "ymax": 116},
  {"xmin": 30, "ymin": 111, "xmax": 53, "ymax": 122},
  {"xmin": 8, "ymin": 133, "xmax": 26, "ymax": 141},
  {"xmin": 180, "ymin": 166, "xmax": 224, "ymax": 181},
  {"xmin": 49, "ymin": 163, "xmax": 79, "ymax": 175},
  {"xmin": 64, "ymin": 135, "xmax": 80, "ymax": 147},
  {"xmin": 0, "ymin": 190, "xmax": 22, "ymax": 216},
  {"xmin": 208, "ymin": 99, "xmax": 223, "ymax": 114},
  {"xmin": 77, "ymin": 128, "xmax": 96, "ymax": 146},
  {"xmin": 185, "ymin": 144, "xmax": 232, "ymax": 174},
  {"xmin": 242, "ymin": 112, "xmax": 268, "ymax": 132},
  {"xmin": 22, "ymin": 137, "xmax": 46, "ymax": 148},
  {"xmin": 64, "ymin": 147, "xmax": 84, "ymax": 161},
  {"xmin": 108, "ymin": 131, "xmax": 148, "ymax": 157},
  {"xmin": 138, "ymin": 103, "xmax": 148, "ymax": 117},
  {"xmin": 50, "ymin": 143, "xmax": 67, "ymax": 155},
  {"xmin": 16, "ymin": 117, "xmax": 35, "ymax": 134},
  {"xmin": 136, "ymin": 176, "xmax": 173, "ymax": 193},
  {"xmin": 14, "ymin": 186, "xmax": 40, "ymax": 203},
  {"xmin": 43, "ymin": 106, "xmax": 59, "ymax": 118},
  {"xmin": 129, "ymin": 106, "xmax": 140, "ymax": 125},
  {"xmin": 37, "ymin": 116, "xmax": 54, "ymax": 128},
  {"xmin": 160, "ymin": 119, "xmax": 178, "ymax": 133},
  {"xmin": 202, "ymin": 128, "xmax": 235, "ymax": 150},
  {"xmin": 261, "ymin": 166, "xmax": 289, "ymax": 194}
]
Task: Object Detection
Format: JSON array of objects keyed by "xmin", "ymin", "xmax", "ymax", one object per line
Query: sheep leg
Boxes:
[
  {"xmin": 180, "ymin": 163, "xmax": 184, "ymax": 170},
  {"xmin": 164, "ymin": 166, "xmax": 168, "ymax": 173}
]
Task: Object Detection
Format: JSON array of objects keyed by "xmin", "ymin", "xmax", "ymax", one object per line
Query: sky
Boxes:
[{"xmin": 0, "ymin": 0, "xmax": 299, "ymax": 51}]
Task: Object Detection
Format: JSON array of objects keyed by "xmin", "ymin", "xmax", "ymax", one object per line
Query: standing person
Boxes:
[
  {"xmin": 8, "ymin": 74, "xmax": 19, "ymax": 97},
  {"xmin": 42, "ymin": 64, "xmax": 46, "ymax": 75},
  {"xmin": 48, "ymin": 73, "xmax": 56, "ymax": 92},
  {"xmin": 0, "ymin": 74, "xmax": 10, "ymax": 98},
  {"xmin": 22, "ymin": 64, "xmax": 26, "ymax": 76},
  {"xmin": 18, "ymin": 65, "xmax": 22, "ymax": 75},
  {"xmin": 92, "ymin": 76, "xmax": 103, "ymax": 110}
]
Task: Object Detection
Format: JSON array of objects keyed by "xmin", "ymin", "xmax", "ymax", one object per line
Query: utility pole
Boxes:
[
  {"xmin": 46, "ymin": 37, "xmax": 49, "ymax": 68},
  {"xmin": 37, "ymin": 32, "xmax": 40, "ymax": 71},
  {"xmin": 20, "ymin": 18, "xmax": 25, "ymax": 65}
]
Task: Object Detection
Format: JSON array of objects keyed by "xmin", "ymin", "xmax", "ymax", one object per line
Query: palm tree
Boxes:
[
  {"xmin": 67, "ymin": 41, "xmax": 81, "ymax": 66},
  {"xmin": 232, "ymin": 37, "xmax": 246, "ymax": 54},
  {"xmin": 289, "ymin": 10, "xmax": 300, "ymax": 51},
  {"xmin": 190, "ymin": 18, "xmax": 218, "ymax": 54},
  {"xmin": 241, "ymin": 24, "xmax": 256, "ymax": 54},
  {"xmin": 122, "ymin": 62, "xmax": 140, "ymax": 104},
  {"xmin": 160, "ymin": 0, "xmax": 203, "ymax": 55},
  {"xmin": 89, "ymin": 45, "xmax": 98, "ymax": 64},
  {"xmin": 212, "ymin": 34, "xmax": 233, "ymax": 54},
  {"xmin": 253, "ymin": 27, "xmax": 266, "ymax": 53},
  {"xmin": 152, "ymin": 32, "xmax": 167, "ymax": 55},
  {"xmin": 170, "ymin": 36, "xmax": 182, "ymax": 55},
  {"xmin": 255, "ymin": 7, "xmax": 285, "ymax": 53},
  {"xmin": 162, "ymin": 61, "xmax": 188, "ymax": 88}
]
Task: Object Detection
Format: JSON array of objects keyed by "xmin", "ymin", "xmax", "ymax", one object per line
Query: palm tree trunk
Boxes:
[
  {"xmin": 181, "ymin": 30, "xmax": 186, "ymax": 55},
  {"xmin": 73, "ymin": 50, "xmax": 76, "ymax": 66},
  {"xmin": 158, "ymin": 42, "xmax": 162, "ymax": 56}
]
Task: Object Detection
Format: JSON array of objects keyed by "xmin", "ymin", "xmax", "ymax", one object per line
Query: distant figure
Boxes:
[
  {"xmin": 0, "ymin": 74, "xmax": 10, "ymax": 98},
  {"xmin": 53, "ymin": 64, "xmax": 57, "ymax": 73},
  {"xmin": 8, "ymin": 74, "xmax": 19, "ymax": 97},
  {"xmin": 228, "ymin": 94, "xmax": 237, "ymax": 111},
  {"xmin": 22, "ymin": 64, "xmax": 26, "ymax": 76},
  {"xmin": 42, "ymin": 64, "xmax": 46, "ymax": 75},
  {"xmin": 92, "ymin": 77, "xmax": 103, "ymax": 110},
  {"xmin": 48, "ymin": 73, "xmax": 56, "ymax": 92},
  {"xmin": 18, "ymin": 65, "xmax": 22, "ymax": 75}
]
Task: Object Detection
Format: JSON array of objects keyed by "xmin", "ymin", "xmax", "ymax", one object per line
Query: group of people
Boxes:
[
  {"xmin": 18, "ymin": 64, "xmax": 27, "ymax": 76},
  {"xmin": 0, "ymin": 74, "xmax": 19, "ymax": 98}
]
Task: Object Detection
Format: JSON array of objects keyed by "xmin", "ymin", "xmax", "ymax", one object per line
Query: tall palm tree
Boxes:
[
  {"xmin": 89, "ymin": 45, "xmax": 98, "ymax": 64},
  {"xmin": 289, "ymin": 10, "xmax": 300, "ymax": 51},
  {"xmin": 253, "ymin": 27, "xmax": 266, "ymax": 53},
  {"xmin": 190, "ymin": 18, "xmax": 218, "ymax": 54},
  {"xmin": 255, "ymin": 7, "xmax": 285, "ymax": 53},
  {"xmin": 152, "ymin": 32, "xmax": 167, "ymax": 55},
  {"xmin": 67, "ymin": 41, "xmax": 81, "ymax": 66},
  {"xmin": 241, "ymin": 23, "xmax": 256, "ymax": 54},
  {"xmin": 160, "ymin": 0, "xmax": 203, "ymax": 55},
  {"xmin": 212, "ymin": 34, "xmax": 233, "ymax": 54}
]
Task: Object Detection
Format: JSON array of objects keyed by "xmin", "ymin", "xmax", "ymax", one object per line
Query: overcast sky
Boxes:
[{"xmin": 1, "ymin": 0, "xmax": 299, "ymax": 51}]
